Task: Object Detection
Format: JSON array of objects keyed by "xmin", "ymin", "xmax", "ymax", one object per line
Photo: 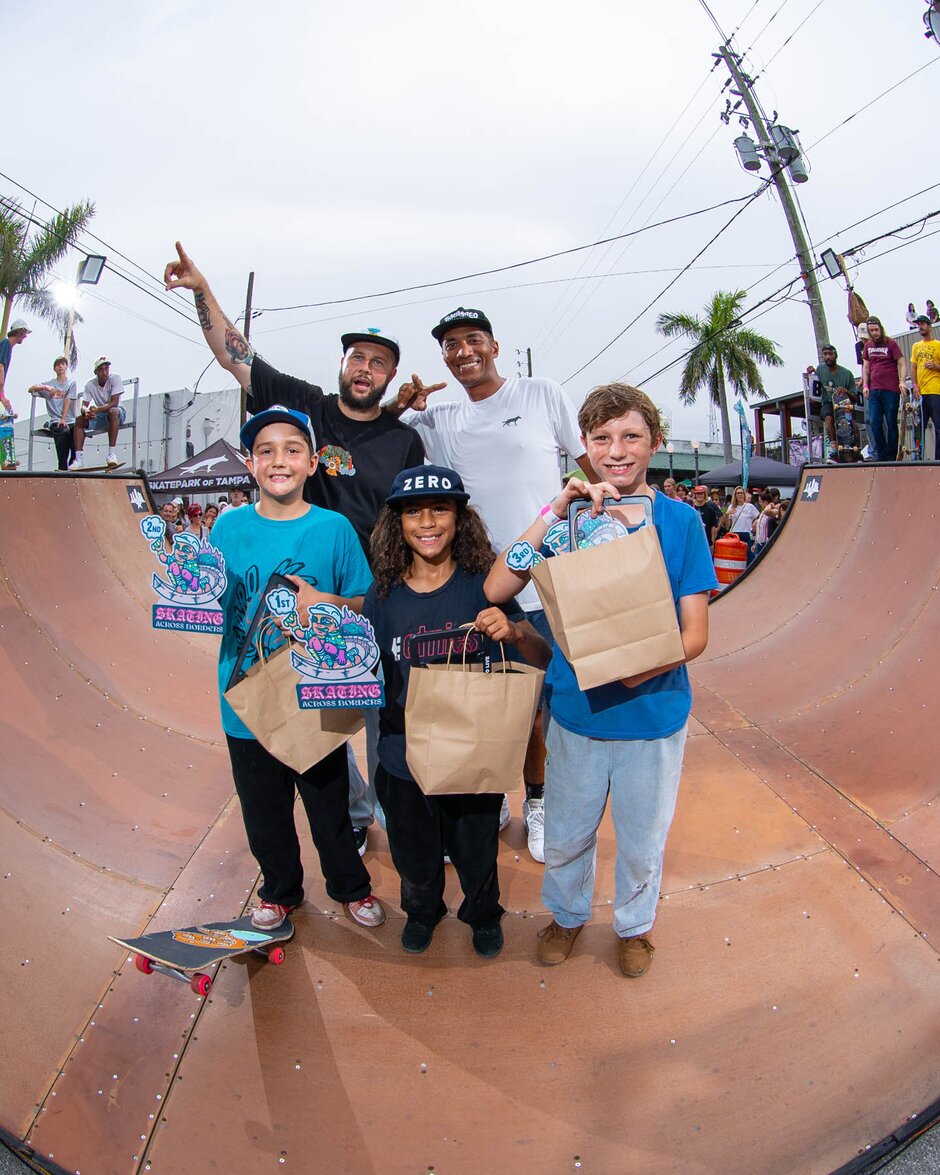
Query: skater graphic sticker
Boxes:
[
  {"xmin": 140, "ymin": 515, "xmax": 227, "ymax": 634},
  {"xmin": 265, "ymin": 586, "xmax": 384, "ymax": 710}
]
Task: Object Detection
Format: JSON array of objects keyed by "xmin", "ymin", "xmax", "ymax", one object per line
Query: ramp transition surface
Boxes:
[{"xmin": 0, "ymin": 465, "xmax": 938, "ymax": 1175}]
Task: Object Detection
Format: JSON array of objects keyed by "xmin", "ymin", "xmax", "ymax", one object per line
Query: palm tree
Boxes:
[
  {"xmin": 656, "ymin": 289, "xmax": 783, "ymax": 462},
  {"xmin": 0, "ymin": 196, "xmax": 96, "ymax": 367}
]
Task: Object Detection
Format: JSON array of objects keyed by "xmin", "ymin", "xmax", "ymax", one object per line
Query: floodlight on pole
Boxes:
[
  {"xmin": 63, "ymin": 253, "xmax": 107, "ymax": 365},
  {"xmin": 691, "ymin": 439, "xmax": 700, "ymax": 482},
  {"xmin": 820, "ymin": 248, "xmax": 842, "ymax": 280},
  {"xmin": 665, "ymin": 442, "xmax": 675, "ymax": 479},
  {"xmin": 77, "ymin": 254, "xmax": 106, "ymax": 285}
]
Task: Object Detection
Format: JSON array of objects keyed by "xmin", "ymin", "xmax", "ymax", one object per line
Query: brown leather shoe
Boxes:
[
  {"xmin": 618, "ymin": 934, "xmax": 654, "ymax": 978},
  {"xmin": 536, "ymin": 920, "xmax": 583, "ymax": 965}
]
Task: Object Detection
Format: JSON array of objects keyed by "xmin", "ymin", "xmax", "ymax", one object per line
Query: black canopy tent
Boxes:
[
  {"xmin": 148, "ymin": 439, "xmax": 254, "ymax": 496},
  {"xmin": 697, "ymin": 454, "xmax": 801, "ymax": 489}
]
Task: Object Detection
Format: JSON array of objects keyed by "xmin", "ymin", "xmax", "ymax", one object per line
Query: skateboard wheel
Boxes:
[
  {"xmin": 135, "ymin": 954, "xmax": 154, "ymax": 975},
  {"xmin": 268, "ymin": 946, "xmax": 286, "ymax": 965},
  {"xmin": 190, "ymin": 973, "xmax": 212, "ymax": 997}
]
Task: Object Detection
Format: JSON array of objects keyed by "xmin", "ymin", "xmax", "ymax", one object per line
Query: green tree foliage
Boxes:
[
  {"xmin": 0, "ymin": 196, "xmax": 96, "ymax": 367},
  {"xmin": 656, "ymin": 289, "xmax": 783, "ymax": 461}
]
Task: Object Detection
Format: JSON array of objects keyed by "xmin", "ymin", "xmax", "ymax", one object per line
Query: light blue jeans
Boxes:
[{"xmin": 541, "ymin": 720, "xmax": 687, "ymax": 938}]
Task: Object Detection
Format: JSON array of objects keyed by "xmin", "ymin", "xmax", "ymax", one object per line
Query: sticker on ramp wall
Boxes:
[
  {"xmin": 139, "ymin": 515, "xmax": 227, "ymax": 634},
  {"xmin": 126, "ymin": 486, "xmax": 148, "ymax": 512},
  {"xmin": 801, "ymin": 475, "xmax": 822, "ymax": 502}
]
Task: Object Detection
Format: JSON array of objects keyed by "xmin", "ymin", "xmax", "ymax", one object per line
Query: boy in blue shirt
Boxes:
[
  {"xmin": 485, "ymin": 382, "xmax": 717, "ymax": 977},
  {"xmin": 212, "ymin": 405, "xmax": 385, "ymax": 933}
]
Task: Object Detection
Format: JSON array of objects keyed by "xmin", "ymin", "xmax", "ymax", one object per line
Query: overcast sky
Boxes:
[{"xmin": 6, "ymin": 0, "xmax": 939, "ymax": 444}]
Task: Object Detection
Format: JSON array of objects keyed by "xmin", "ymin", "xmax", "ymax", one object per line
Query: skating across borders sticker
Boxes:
[
  {"xmin": 140, "ymin": 515, "xmax": 227, "ymax": 633},
  {"xmin": 265, "ymin": 586, "xmax": 384, "ymax": 710}
]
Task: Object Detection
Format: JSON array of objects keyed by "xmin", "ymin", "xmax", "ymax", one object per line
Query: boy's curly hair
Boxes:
[{"xmin": 369, "ymin": 502, "xmax": 497, "ymax": 597}]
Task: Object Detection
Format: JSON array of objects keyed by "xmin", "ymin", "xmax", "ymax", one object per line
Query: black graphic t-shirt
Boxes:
[
  {"xmin": 248, "ymin": 357, "xmax": 426, "ymax": 558},
  {"xmin": 361, "ymin": 568, "xmax": 523, "ymax": 780}
]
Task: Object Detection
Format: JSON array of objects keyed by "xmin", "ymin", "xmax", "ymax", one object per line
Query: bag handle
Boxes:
[
  {"xmin": 443, "ymin": 622, "xmax": 509, "ymax": 675},
  {"xmin": 225, "ymin": 572, "xmax": 299, "ymax": 692},
  {"xmin": 567, "ymin": 494, "xmax": 653, "ymax": 549}
]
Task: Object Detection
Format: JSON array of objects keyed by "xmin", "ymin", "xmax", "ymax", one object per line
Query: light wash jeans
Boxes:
[{"xmin": 541, "ymin": 720, "xmax": 687, "ymax": 938}]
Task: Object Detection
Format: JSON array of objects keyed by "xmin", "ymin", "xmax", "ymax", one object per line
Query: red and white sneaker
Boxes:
[
  {"xmin": 343, "ymin": 895, "xmax": 387, "ymax": 928},
  {"xmin": 251, "ymin": 902, "xmax": 293, "ymax": 930}
]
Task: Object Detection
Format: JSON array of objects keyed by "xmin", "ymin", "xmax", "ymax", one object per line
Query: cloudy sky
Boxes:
[{"xmin": 5, "ymin": 0, "xmax": 939, "ymax": 445}]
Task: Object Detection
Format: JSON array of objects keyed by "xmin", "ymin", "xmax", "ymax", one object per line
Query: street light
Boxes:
[
  {"xmin": 665, "ymin": 442, "xmax": 674, "ymax": 480},
  {"xmin": 62, "ymin": 253, "xmax": 107, "ymax": 363},
  {"xmin": 691, "ymin": 439, "xmax": 700, "ymax": 482}
]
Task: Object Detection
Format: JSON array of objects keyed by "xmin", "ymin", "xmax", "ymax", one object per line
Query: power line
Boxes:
[
  {"xmin": 254, "ymin": 192, "xmax": 757, "ymax": 314},
  {"xmin": 253, "ymin": 262, "xmax": 777, "ymax": 338},
  {"xmin": 533, "ymin": 61, "xmax": 726, "ymax": 352},
  {"xmin": 805, "ymin": 57, "xmax": 940, "ymax": 151},
  {"xmin": 753, "ymin": 0, "xmax": 828, "ymax": 78},
  {"xmin": 537, "ymin": 102, "xmax": 728, "ymax": 363},
  {"xmin": 560, "ymin": 181, "xmax": 772, "ymax": 386},
  {"xmin": 0, "ymin": 167, "xmax": 191, "ymax": 308},
  {"xmin": 634, "ymin": 207, "xmax": 940, "ymax": 388}
]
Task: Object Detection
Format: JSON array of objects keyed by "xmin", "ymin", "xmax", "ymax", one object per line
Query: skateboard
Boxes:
[
  {"xmin": 0, "ymin": 416, "xmax": 17, "ymax": 469},
  {"xmin": 109, "ymin": 914, "xmax": 294, "ymax": 996},
  {"xmin": 901, "ymin": 395, "xmax": 922, "ymax": 461},
  {"xmin": 69, "ymin": 461, "xmax": 126, "ymax": 473}
]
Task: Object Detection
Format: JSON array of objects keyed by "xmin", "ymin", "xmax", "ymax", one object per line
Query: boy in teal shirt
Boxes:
[
  {"xmin": 485, "ymin": 383, "xmax": 717, "ymax": 977},
  {"xmin": 212, "ymin": 405, "xmax": 385, "ymax": 932}
]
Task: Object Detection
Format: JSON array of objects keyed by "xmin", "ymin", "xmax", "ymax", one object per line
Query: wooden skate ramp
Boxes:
[{"xmin": 1, "ymin": 465, "xmax": 938, "ymax": 1175}]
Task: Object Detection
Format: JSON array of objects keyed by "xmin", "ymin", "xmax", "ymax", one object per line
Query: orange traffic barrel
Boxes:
[{"xmin": 712, "ymin": 533, "xmax": 748, "ymax": 595}]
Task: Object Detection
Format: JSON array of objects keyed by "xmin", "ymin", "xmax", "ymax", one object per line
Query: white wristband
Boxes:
[{"xmin": 540, "ymin": 501, "xmax": 563, "ymax": 523}]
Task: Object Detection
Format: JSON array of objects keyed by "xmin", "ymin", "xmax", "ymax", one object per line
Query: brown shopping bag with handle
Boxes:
[
  {"xmin": 405, "ymin": 627, "xmax": 544, "ymax": 796},
  {"xmin": 223, "ymin": 575, "xmax": 364, "ymax": 774},
  {"xmin": 530, "ymin": 496, "xmax": 684, "ymax": 692}
]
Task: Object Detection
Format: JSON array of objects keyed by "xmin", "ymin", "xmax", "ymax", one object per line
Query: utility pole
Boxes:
[
  {"xmin": 240, "ymin": 271, "xmax": 255, "ymax": 429},
  {"xmin": 717, "ymin": 44, "xmax": 830, "ymax": 361}
]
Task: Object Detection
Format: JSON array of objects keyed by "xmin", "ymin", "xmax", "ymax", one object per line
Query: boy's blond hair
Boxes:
[{"xmin": 578, "ymin": 382, "xmax": 663, "ymax": 443}]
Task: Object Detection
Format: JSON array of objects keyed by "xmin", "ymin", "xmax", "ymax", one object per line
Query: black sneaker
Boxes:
[
  {"xmin": 471, "ymin": 923, "xmax": 504, "ymax": 959},
  {"xmin": 401, "ymin": 918, "xmax": 436, "ymax": 954},
  {"xmin": 353, "ymin": 826, "xmax": 368, "ymax": 857}
]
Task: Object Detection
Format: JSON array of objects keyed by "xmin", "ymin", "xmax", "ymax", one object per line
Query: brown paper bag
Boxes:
[
  {"xmin": 530, "ymin": 506, "xmax": 684, "ymax": 691},
  {"xmin": 225, "ymin": 639, "xmax": 364, "ymax": 775},
  {"xmin": 405, "ymin": 643, "xmax": 544, "ymax": 796}
]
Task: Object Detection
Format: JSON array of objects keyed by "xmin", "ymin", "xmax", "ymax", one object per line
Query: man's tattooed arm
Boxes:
[
  {"xmin": 224, "ymin": 316, "xmax": 254, "ymax": 367},
  {"xmin": 194, "ymin": 290, "xmax": 212, "ymax": 332}
]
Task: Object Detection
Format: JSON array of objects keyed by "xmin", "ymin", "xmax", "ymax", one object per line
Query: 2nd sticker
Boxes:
[{"xmin": 140, "ymin": 515, "xmax": 227, "ymax": 634}]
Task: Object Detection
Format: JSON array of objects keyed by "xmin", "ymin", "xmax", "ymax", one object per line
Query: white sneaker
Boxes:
[
  {"xmin": 251, "ymin": 901, "xmax": 292, "ymax": 930},
  {"xmin": 106, "ymin": 453, "xmax": 120, "ymax": 469},
  {"xmin": 523, "ymin": 797, "xmax": 545, "ymax": 863},
  {"xmin": 70, "ymin": 453, "xmax": 84, "ymax": 469},
  {"xmin": 499, "ymin": 795, "xmax": 511, "ymax": 831},
  {"xmin": 344, "ymin": 895, "xmax": 387, "ymax": 928}
]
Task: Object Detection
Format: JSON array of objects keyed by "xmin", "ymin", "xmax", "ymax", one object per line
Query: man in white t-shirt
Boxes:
[
  {"xmin": 388, "ymin": 306, "xmax": 595, "ymax": 862},
  {"xmin": 72, "ymin": 355, "xmax": 127, "ymax": 468}
]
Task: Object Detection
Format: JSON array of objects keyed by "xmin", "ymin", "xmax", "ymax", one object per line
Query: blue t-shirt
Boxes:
[
  {"xmin": 543, "ymin": 492, "xmax": 717, "ymax": 741},
  {"xmin": 361, "ymin": 567, "xmax": 523, "ymax": 780},
  {"xmin": 212, "ymin": 503, "xmax": 373, "ymax": 739},
  {"xmin": 0, "ymin": 338, "xmax": 11, "ymax": 377}
]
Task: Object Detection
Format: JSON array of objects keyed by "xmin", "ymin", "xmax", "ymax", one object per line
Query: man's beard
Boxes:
[{"xmin": 338, "ymin": 372, "xmax": 387, "ymax": 412}]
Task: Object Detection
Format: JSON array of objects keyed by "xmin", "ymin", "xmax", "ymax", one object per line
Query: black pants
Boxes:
[
  {"xmin": 51, "ymin": 424, "xmax": 74, "ymax": 471},
  {"xmin": 375, "ymin": 764, "xmax": 503, "ymax": 928},
  {"xmin": 226, "ymin": 736, "xmax": 372, "ymax": 909},
  {"xmin": 923, "ymin": 395, "xmax": 940, "ymax": 460}
]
